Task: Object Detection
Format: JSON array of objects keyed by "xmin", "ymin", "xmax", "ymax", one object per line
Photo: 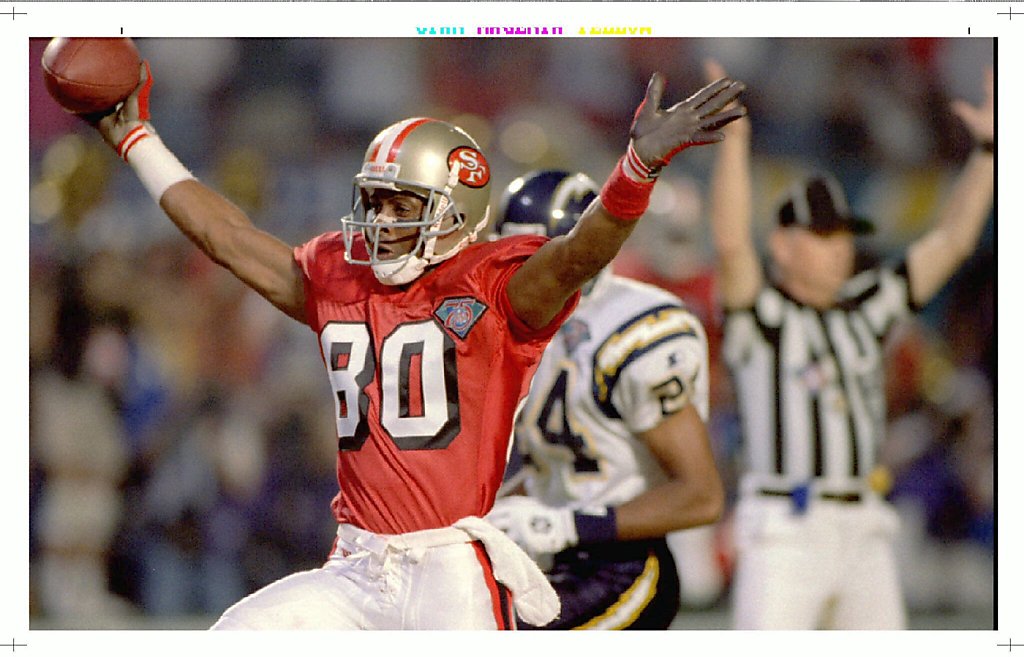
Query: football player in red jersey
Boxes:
[{"xmin": 88, "ymin": 60, "xmax": 745, "ymax": 629}]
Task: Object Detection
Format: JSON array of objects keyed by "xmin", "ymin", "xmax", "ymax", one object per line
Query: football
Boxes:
[{"xmin": 41, "ymin": 37, "xmax": 141, "ymax": 114}]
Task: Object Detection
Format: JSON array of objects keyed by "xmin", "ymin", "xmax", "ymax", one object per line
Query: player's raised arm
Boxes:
[
  {"xmin": 92, "ymin": 62, "xmax": 307, "ymax": 322},
  {"xmin": 704, "ymin": 59, "xmax": 762, "ymax": 311},
  {"xmin": 905, "ymin": 67, "xmax": 995, "ymax": 307},
  {"xmin": 506, "ymin": 72, "xmax": 746, "ymax": 330}
]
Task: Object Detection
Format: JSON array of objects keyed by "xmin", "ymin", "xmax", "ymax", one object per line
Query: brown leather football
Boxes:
[{"xmin": 41, "ymin": 37, "xmax": 141, "ymax": 114}]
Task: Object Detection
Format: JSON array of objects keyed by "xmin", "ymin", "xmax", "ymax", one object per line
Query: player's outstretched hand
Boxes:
[
  {"xmin": 630, "ymin": 71, "xmax": 747, "ymax": 170},
  {"xmin": 703, "ymin": 58, "xmax": 750, "ymax": 139},
  {"xmin": 486, "ymin": 496, "xmax": 578, "ymax": 561},
  {"xmin": 92, "ymin": 61, "xmax": 154, "ymax": 157},
  {"xmin": 950, "ymin": 67, "xmax": 994, "ymax": 146}
]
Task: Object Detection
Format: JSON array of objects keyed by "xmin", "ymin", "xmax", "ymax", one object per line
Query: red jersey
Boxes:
[{"xmin": 294, "ymin": 233, "xmax": 578, "ymax": 534}]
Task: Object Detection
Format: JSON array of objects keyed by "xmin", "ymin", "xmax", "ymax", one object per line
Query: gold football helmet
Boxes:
[{"xmin": 341, "ymin": 118, "xmax": 492, "ymax": 285}]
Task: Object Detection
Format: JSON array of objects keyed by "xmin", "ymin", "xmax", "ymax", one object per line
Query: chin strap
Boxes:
[{"xmin": 421, "ymin": 161, "xmax": 462, "ymax": 263}]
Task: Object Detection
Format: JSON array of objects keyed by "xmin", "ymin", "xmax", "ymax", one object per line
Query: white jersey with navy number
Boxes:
[
  {"xmin": 516, "ymin": 272, "xmax": 710, "ymax": 509},
  {"xmin": 723, "ymin": 260, "xmax": 915, "ymax": 493}
]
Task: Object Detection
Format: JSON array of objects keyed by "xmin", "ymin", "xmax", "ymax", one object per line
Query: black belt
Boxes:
[{"xmin": 758, "ymin": 488, "xmax": 862, "ymax": 503}]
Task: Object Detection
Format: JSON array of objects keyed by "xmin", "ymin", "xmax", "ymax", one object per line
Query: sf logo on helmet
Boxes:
[{"xmin": 448, "ymin": 147, "xmax": 490, "ymax": 188}]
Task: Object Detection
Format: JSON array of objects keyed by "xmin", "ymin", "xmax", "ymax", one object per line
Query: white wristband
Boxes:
[
  {"xmin": 124, "ymin": 131, "xmax": 195, "ymax": 202},
  {"xmin": 622, "ymin": 141, "xmax": 659, "ymax": 184}
]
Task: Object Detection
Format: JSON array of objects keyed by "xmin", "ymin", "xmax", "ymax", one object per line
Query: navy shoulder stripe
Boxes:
[{"xmin": 591, "ymin": 304, "xmax": 696, "ymax": 418}]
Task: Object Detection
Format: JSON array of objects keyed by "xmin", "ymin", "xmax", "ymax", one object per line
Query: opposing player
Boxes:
[
  {"xmin": 85, "ymin": 57, "xmax": 746, "ymax": 629},
  {"xmin": 487, "ymin": 170, "xmax": 724, "ymax": 630},
  {"xmin": 705, "ymin": 61, "xmax": 993, "ymax": 629}
]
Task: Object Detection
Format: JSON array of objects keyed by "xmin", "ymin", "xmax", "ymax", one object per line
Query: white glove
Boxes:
[{"xmin": 486, "ymin": 496, "xmax": 579, "ymax": 560}]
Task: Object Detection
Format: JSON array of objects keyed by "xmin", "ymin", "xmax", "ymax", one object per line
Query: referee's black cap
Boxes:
[{"xmin": 777, "ymin": 175, "xmax": 874, "ymax": 235}]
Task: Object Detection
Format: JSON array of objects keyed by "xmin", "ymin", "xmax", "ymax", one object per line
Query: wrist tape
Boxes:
[
  {"xmin": 599, "ymin": 142, "xmax": 658, "ymax": 221},
  {"xmin": 116, "ymin": 125, "xmax": 151, "ymax": 161},
  {"xmin": 120, "ymin": 127, "xmax": 195, "ymax": 202},
  {"xmin": 573, "ymin": 506, "xmax": 618, "ymax": 544}
]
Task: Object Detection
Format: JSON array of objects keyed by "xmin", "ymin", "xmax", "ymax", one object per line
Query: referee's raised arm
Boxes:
[
  {"xmin": 705, "ymin": 59, "xmax": 762, "ymax": 311},
  {"xmin": 905, "ymin": 67, "xmax": 995, "ymax": 307}
]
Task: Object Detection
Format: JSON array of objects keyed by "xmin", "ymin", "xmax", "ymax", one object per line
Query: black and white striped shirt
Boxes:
[{"xmin": 723, "ymin": 260, "xmax": 916, "ymax": 492}]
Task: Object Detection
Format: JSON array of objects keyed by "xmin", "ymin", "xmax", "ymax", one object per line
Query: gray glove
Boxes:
[
  {"xmin": 92, "ymin": 61, "xmax": 154, "ymax": 158},
  {"xmin": 630, "ymin": 72, "xmax": 746, "ymax": 170}
]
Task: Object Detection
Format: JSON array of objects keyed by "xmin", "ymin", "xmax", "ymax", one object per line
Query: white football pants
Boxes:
[
  {"xmin": 210, "ymin": 523, "xmax": 514, "ymax": 630},
  {"xmin": 730, "ymin": 492, "xmax": 907, "ymax": 630}
]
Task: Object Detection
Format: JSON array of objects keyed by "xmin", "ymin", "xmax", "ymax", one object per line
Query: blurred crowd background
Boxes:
[{"xmin": 27, "ymin": 37, "xmax": 994, "ymax": 629}]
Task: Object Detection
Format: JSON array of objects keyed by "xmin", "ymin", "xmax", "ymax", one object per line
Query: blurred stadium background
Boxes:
[{"xmin": 27, "ymin": 37, "xmax": 994, "ymax": 630}]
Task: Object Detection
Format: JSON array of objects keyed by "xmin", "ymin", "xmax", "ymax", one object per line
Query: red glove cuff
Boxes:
[{"xmin": 137, "ymin": 60, "xmax": 153, "ymax": 122}]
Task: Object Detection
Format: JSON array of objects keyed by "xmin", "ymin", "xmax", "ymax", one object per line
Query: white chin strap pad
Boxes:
[{"xmin": 371, "ymin": 254, "xmax": 428, "ymax": 286}]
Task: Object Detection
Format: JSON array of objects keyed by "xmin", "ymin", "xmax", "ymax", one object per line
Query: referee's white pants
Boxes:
[
  {"xmin": 730, "ymin": 492, "xmax": 907, "ymax": 630},
  {"xmin": 210, "ymin": 522, "xmax": 520, "ymax": 630}
]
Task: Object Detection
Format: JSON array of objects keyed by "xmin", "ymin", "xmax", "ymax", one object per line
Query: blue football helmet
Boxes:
[{"xmin": 493, "ymin": 170, "xmax": 599, "ymax": 239}]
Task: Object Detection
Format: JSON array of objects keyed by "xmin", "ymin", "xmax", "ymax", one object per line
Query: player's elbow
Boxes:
[
  {"xmin": 682, "ymin": 473, "xmax": 725, "ymax": 527},
  {"xmin": 663, "ymin": 477, "xmax": 725, "ymax": 530},
  {"xmin": 693, "ymin": 478, "xmax": 726, "ymax": 526}
]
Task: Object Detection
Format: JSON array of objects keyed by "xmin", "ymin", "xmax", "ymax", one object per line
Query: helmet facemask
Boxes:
[{"xmin": 342, "ymin": 161, "xmax": 481, "ymax": 285}]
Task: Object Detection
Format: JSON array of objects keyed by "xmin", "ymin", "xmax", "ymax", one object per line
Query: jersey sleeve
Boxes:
[
  {"xmin": 482, "ymin": 236, "xmax": 581, "ymax": 346},
  {"xmin": 293, "ymin": 231, "xmax": 348, "ymax": 331},
  {"xmin": 721, "ymin": 285, "xmax": 781, "ymax": 369},
  {"xmin": 593, "ymin": 305, "xmax": 710, "ymax": 434},
  {"xmin": 852, "ymin": 258, "xmax": 916, "ymax": 338}
]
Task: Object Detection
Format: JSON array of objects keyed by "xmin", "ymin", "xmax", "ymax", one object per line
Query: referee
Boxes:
[{"xmin": 704, "ymin": 62, "xmax": 994, "ymax": 630}]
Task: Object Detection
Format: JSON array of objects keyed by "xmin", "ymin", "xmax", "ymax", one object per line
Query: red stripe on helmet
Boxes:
[{"xmin": 385, "ymin": 117, "xmax": 434, "ymax": 163}]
